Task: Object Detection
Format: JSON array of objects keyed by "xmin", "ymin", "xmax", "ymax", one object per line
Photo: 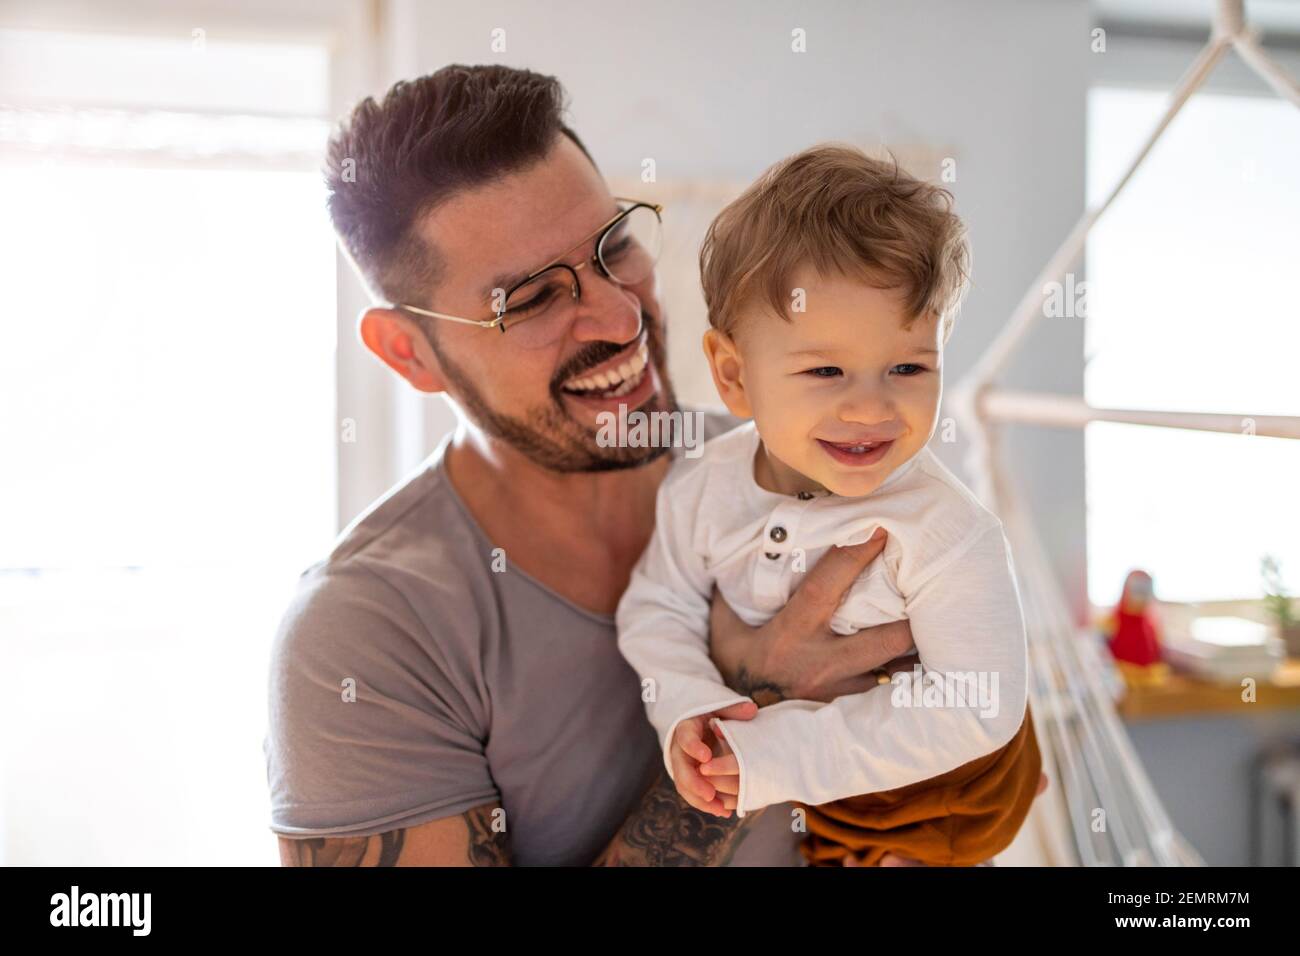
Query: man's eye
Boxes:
[
  {"xmin": 805, "ymin": 366, "xmax": 842, "ymax": 377},
  {"xmin": 603, "ymin": 237, "xmax": 632, "ymax": 260},
  {"xmin": 506, "ymin": 286, "xmax": 557, "ymax": 316},
  {"xmin": 892, "ymin": 364, "xmax": 926, "ymax": 376}
]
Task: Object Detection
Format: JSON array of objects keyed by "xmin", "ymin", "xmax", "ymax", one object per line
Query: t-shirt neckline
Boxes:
[{"xmin": 426, "ymin": 429, "xmax": 712, "ymax": 628}]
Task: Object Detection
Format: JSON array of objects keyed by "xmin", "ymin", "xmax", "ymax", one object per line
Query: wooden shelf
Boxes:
[{"xmin": 1117, "ymin": 658, "xmax": 1300, "ymax": 721}]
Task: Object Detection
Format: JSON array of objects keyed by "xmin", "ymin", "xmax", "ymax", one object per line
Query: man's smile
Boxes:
[
  {"xmin": 561, "ymin": 339, "xmax": 650, "ymax": 397},
  {"xmin": 556, "ymin": 330, "xmax": 659, "ymax": 414}
]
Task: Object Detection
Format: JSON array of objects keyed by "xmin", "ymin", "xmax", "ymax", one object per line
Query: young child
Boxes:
[{"xmin": 616, "ymin": 144, "xmax": 1041, "ymax": 866}]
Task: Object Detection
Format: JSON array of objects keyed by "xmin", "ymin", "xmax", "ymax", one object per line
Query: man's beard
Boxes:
[{"xmin": 433, "ymin": 306, "xmax": 680, "ymax": 473}]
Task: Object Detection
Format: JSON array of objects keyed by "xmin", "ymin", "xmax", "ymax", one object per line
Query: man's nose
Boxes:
[{"xmin": 569, "ymin": 266, "xmax": 644, "ymax": 345}]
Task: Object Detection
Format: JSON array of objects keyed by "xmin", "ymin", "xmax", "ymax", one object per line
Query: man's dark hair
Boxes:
[{"xmin": 325, "ymin": 64, "xmax": 593, "ymax": 308}]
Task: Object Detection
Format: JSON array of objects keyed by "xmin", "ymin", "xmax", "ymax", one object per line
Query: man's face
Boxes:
[
  {"xmin": 412, "ymin": 135, "xmax": 678, "ymax": 472},
  {"xmin": 733, "ymin": 265, "xmax": 944, "ymax": 498}
]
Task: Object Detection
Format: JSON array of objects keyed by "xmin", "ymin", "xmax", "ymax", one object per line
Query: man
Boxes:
[{"xmin": 263, "ymin": 64, "xmax": 985, "ymax": 866}]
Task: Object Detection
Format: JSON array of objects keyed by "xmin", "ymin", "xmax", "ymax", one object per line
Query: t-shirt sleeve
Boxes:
[{"xmin": 264, "ymin": 560, "xmax": 500, "ymax": 838}]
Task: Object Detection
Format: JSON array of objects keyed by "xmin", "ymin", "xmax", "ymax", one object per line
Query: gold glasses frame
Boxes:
[{"xmin": 396, "ymin": 197, "xmax": 664, "ymax": 334}]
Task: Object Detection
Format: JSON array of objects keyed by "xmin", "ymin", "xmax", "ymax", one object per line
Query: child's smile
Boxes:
[
  {"xmin": 707, "ymin": 263, "xmax": 945, "ymax": 499},
  {"xmin": 816, "ymin": 436, "xmax": 896, "ymax": 468}
]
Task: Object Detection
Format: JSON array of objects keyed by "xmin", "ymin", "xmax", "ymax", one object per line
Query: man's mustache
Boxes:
[{"xmin": 550, "ymin": 307, "xmax": 659, "ymax": 394}]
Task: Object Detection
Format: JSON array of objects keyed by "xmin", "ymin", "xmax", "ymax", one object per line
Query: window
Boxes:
[
  {"xmin": 1085, "ymin": 86, "xmax": 1300, "ymax": 605},
  {"xmin": 0, "ymin": 28, "xmax": 336, "ymax": 864}
]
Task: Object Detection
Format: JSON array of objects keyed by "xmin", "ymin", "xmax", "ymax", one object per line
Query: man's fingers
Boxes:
[
  {"xmin": 881, "ymin": 650, "xmax": 923, "ymax": 675},
  {"xmin": 783, "ymin": 530, "xmax": 887, "ymax": 633},
  {"xmin": 700, "ymin": 754, "xmax": 740, "ymax": 777},
  {"xmin": 709, "ymin": 584, "xmax": 747, "ymax": 629},
  {"xmin": 818, "ymin": 674, "xmax": 882, "ymax": 700},
  {"xmin": 838, "ymin": 623, "xmax": 917, "ymax": 674},
  {"xmin": 879, "ymin": 853, "xmax": 926, "ymax": 867}
]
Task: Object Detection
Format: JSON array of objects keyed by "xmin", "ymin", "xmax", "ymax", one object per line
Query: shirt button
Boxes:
[
  {"xmin": 797, "ymin": 491, "xmax": 814, "ymax": 500},
  {"xmin": 770, "ymin": 526, "xmax": 788, "ymax": 542},
  {"xmin": 765, "ymin": 552, "xmax": 781, "ymax": 560}
]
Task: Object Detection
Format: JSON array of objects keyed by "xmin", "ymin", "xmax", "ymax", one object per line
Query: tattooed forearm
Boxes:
[
  {"xmin": 277, "ymin": 804, "xmax": 508, "ymax": 867},
  {"xmin": 594, "ymin": 773, "xmax": 760, "ymax": 866},
  {"xmin": 282, "ymin": 829, "xmax": 406, "ymax": 867},
  {"xmin": 733, "ymin": 665, "xmax": 787, "ymax": 708},
  {"xmin": 463, "ymin": 804, "xmax": 510, "ymax": 866}
]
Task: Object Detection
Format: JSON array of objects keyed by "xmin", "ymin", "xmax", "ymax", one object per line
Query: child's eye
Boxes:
[
  {"xmin": 805, "ymin": 366, "xmax": 842, "ymax": 378},
  {"xmin": 892, "ymin": 364, "xmax": 927, "ymax": 376}
]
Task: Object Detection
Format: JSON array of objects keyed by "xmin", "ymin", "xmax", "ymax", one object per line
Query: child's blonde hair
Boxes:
[{"xmin": 699, "ymin": 143, "xmax": 971, "ymax": 341}]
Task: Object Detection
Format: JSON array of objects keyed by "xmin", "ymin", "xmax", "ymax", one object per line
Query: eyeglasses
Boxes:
[{"xmin": 397, "ymin": 198, "xmax": 663, "ymax": 350}]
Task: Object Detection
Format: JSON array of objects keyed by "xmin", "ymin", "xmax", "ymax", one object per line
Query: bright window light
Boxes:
[
  {"xmin": 0, "ymin": 161, "xmax": 337, "ymax": 572},
  {"xmin": 0, "ymin": 27, "xmax": 336, "ymax": 865},
  {"xmin": 1085, "ymin": 87, "xmax": 1300, "ymax": 606}
]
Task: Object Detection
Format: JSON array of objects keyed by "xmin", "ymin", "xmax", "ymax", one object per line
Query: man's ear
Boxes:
[
  {"xmin": 358, "ymin": 307, "xmax": 448, "ymax": 394},
  {"xmin": 702, "ymin": 328, "xmax": 752, "ymax": 419}
]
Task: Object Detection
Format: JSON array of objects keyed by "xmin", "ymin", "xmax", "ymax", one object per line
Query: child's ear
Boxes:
[{"xmin": 702, "ymin": 328, "xmax": 753, "ymax": 419}]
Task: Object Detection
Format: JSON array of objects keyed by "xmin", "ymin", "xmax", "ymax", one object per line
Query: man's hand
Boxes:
[
  {"xmin": 708, "ymin": 529, "xmax": 915, "ymax": 704},
  {"xmin": 668, "ymin": 701, "xmax": 757, "ymax": 817}
]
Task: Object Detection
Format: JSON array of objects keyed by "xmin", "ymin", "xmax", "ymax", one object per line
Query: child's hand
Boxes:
[
  {"xmin": 669, "ymin": 701, "xmax": 757, "ymax": 817},
  {"xmin": 699, "ymin": 729, "xmax": 742, "ymax": 812}
]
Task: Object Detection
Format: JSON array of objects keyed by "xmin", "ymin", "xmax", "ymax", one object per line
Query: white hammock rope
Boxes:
[{"xmin": 952, "ymin": 0, "xmax": 1298, "ymax": 866}]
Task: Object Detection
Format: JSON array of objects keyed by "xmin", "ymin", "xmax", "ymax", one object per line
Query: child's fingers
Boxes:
[
  {"xmin": 706, "ymin": 774, "xmax": 740, "ymax": 797},
  {"xmin": 711, "ymin": 700, "xmax": 758, "ymax": 722},
  {"xmin": 676, "ymin": 760, "xmax": 717, "ymax": 803},
  {"xmin": 679, "ymin": 784, "xmax": 727, "ymax": 817},
  {"xmin": 669, "ymin": 749, "xmax": 729, "ymax": 816},
  {"xmin": 676, "ymin": 782, "xmax": 727, "ymax": 817},
  {"xmin": 700, "ymin": 754, "xmax": 740, "ymax": 777},
  {"xmin": 675, "ymin": 721, "xmax": 714, "ymax": 764}
]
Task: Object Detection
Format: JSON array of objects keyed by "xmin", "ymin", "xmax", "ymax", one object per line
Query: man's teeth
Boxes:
[{"xmin": 563, "ymin": 343, "xmax": 650, "ymax": 395}]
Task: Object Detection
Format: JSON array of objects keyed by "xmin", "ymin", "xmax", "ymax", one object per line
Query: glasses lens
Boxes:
[
  {"xmin": 598, "ymin": 205, "xmax": 661, "ymax": 285},
  {"xmin": 500, "ymin": 266, "xmax": 578, "ymax": 349}
]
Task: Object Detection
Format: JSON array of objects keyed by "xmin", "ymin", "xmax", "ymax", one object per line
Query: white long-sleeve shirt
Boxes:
[{"xmin": 616, "ymin": 419, "xmax": 1029, "ymax": 816}]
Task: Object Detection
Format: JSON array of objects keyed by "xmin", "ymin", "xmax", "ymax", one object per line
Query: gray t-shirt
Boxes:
[{"xmin": 264, "ymin": 409, "xmax": 802, "ymax": 866}]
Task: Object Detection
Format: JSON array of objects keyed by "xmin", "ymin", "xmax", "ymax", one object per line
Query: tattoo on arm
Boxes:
[
  {"xmin": 287, "ymin": 829, "xmax": 407, "ymax": 867},
  {"xmin": 463, "ymin": 804, "xmax": 510, "ymax": 866},
  {"xmin": 281, "ymin": 804, "xmax": 508, "ymax": 867},
  {"xmin": 734, "ymin": 665, "xmax": 787, "ymax": 708},
  {"xmin": 595, "ymin": 773, "xmax": 760, "ymax": 867}
]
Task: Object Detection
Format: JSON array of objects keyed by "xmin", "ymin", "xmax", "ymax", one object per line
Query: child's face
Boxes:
[{"xmin": 706, "ymin": 265, "xmax": 943, "ymax": 498}]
